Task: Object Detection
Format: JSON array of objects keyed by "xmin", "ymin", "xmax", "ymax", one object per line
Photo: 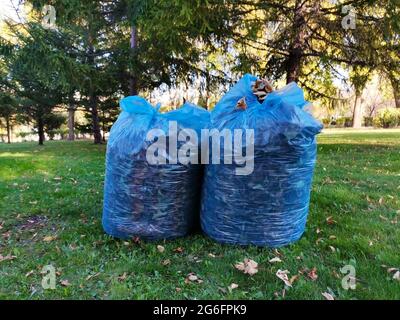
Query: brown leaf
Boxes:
[
  {"xmin": 173, "ymin": 247, "xmax": 184, "ymax": 253},
  {"xmin": 276, "ymin": 269, "xmax": 292, "ymax": 287},
  {"xmin": 25, "ymin": 270, "xmax": 34, "ymax": 277},
  {"xmin": 378, "ymin": 197, "xmax": 384, "ymax": 205},
  {"xmin": 289, "ymin": 275, "xmax": 299, "ymax": 285},
  {"xmin": 0, "ymin": 254, "xmax": 17, "ymax": 263},
  {"xmin": 235, "ymin": 258, "xmax": 258, "ymax": 276},
  {"xmin": 326, "ymin": 216, "xmax": 336, "ymax": 225},
  {"xmin": 43, "ymin": 235, "xmax": 56, "ymax": 242},
  {"xmin": 175, "ymin": 287, "xmax": 182, "ymax": 292},
  {"xmin": 60, "ymin": 279, "xmax": 70, "ymax": 287},
  {"xmin": 322, "ymin": 292, "xmax": 335, "ymax": 300},
  {"xmin": 118, "ymin": 272, "xmax": 127, "ymax": 281},
  {"xmin": 185, "ymin": 272, "xmax": 202, "ymax": 284},
  {"xmin": 157, "ymin": 245, "xmax": 165, "ymax": 253},
  {"xmin": 307, "ymin": 267, "xmax": 318, "ymax": 281},
  {"xmin": 162, "ymin": 259, "xmax": 171, "ymax": 266}
]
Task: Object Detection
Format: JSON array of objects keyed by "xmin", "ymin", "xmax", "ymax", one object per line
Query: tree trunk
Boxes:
[
  {"xmin": 352, "ymin": 93, "xmax": 363, "ymax": 128},
  {"xmin": 6, "ymin": 117, "xmax": 11, "ymax": 144},
  {"xmin": 129, "ymin": 26, "xmax": 138, "ymax": 96},
  {"xmin": 89, "ymin": 92, "xmax": 102, "ymax": 144},
  {"xmin": 390, "ymin": 78, "xmax": 400, "ymax": 108},
  {"xmin": 286, "ymin": 2, "xmax": 306, "ymax": 84},
  {"xmin": 37, "ymin": 115, "xmax": 45, "ymax": 145},
  {"xmin": 67, "ymin": 106, "xmax": 75, "ymax": 141},
  {"xmin": 87, "ymin": 29, "xmax": 102, "ymax": 144}
]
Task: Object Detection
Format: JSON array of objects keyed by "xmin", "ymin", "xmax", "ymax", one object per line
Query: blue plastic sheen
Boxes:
[
  {"xmin": 200, "ymin": 74, "xmax": 323, "ymax": 247},
  {"xmin": 102, "ymin": 96, "xmax": 209, "ymax": 240}
]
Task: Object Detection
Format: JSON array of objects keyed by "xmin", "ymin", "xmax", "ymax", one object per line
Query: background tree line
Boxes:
[{"xmin": 0, "ymin": 0, "xmax": 399, "ymax": 145}]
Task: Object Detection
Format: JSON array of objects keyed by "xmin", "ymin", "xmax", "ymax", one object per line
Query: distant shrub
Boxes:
[
  {"xmin": 364, "ymin": 116, "xmax": 373, "ymax": 127},
  {"xmin": 344, "ymin": 117, "xmax": 353, "ymax": 127},
  {"xmin": 335, "ymin": 117, "xmax": 345, "ymax": 127},
  {"xmin": 321, "ymin": 118, "xmax": 330, "ymax": 126},
  {"xmin": 373, "ymin": 108, "xmax": 400, "ymax": 128}
]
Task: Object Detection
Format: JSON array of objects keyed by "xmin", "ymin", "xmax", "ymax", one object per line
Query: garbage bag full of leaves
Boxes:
[
  {"xmin": 200, "ymin": 74, "xmax": 323, "ymax": 247},
  {"xmin": 102, "ymin": 96, "xmax": 209, "ymax": 240}
]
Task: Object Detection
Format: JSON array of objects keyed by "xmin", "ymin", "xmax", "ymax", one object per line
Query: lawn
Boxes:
[{"xmin": 0, "ymin": 130, "xmax": 399, "ymax": 300}]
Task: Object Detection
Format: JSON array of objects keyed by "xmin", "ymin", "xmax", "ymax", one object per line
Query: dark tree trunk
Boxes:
[
  {"xmin": 87, "ymin": 30, "xmax": 102, "ymax": 144},
  {"xmin": 129, "ymin": 26, "xmax": 138, "ymax": 96},
  {"xmin": 352, "ymin": 92, "xmax": 362, "ymax": 128},
  {"xmin": 37, "ymin": 115, "xmax": 45, "ymax": 145},
  {"xmin": 67, "ymin": 106, "xmax": 75, "ymax": 141},
  {"xmin": 89, "ymin": 92, "xmax": 102, "ymax": 144},
  {"xmin": 390, "ymin": 78, "xmax": 400, "ymax": 108},
  {"xmin": 285, "ymin": 1, "xmax": 320, "ymax": 84},
  {"xmin": 286, "ymin": 2, "xmax": 307, "ymax": 84},
  {"xmin": 6, "ymin": 117, "xmax": 11, "ymax": 144}
]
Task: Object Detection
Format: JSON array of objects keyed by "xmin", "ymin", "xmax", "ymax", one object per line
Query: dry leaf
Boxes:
[
  {"xmin": 25, "ymin": 270, "xmax": 34, "ymax": 277},
  {"xmin": 188, "ymin": 274, "xmax": 198, "ymax": 281},
  {"xmin": 60, "ymin": 279, "xmax": 70, "ymax": 287},
  {"xmin": 289, "ymin": 275, "xmax": 299, "ymax": 285},
  {"xmin": 173, "ymin": 247, "xmax": 184, "ymax": 253},
  {"xmin": 235, "ymin": 258, "xmax": 258, "ymax": 276},
  {"xmin": 326, "ymin": 216, "xmax": 336, "ymax": 225},
  {"xmin": 86, "ymin": 272, "xmax": 100, "ymax": 281},
  {"xmin": 329, "ymin": 235, "xmax": 337, "ymax": 240},
  {"xmin": 118, "ymin": 272, "xmax": 127, "ymax": 281},
  {"xmin": 329, "ymin": 246, "xmax": 336, "ymax": 252},
  {"xmin": 0, "ymin": 254, "xmax": 17, "ymax": 263},
  {"xmin": 378, "ymin": 197, "xmax": 384, "ymax": 205},
  {"xmin": 43, "ymin": 236, "xmax": 56, "ymax": 242},
  {"xmin": 157, "ymin": 245, "xmax": 165, "ymax": 253},
  {"xmin": 269, "ymin": 257, "xmax": 282, "ymax": 263},
  {"xmin": 229, "ymin": 283, "xmax": 239, "ymax": 290},
  {"xmin": 175, "ymin": 287, "xmax": 182, "ymax": 292},
  {"xmin": 322, "ymin": 292, "xmax": 335, "ymax": 300},
  {"xmin": 208, "ymin": 253, "xmax": 216, "ymax": 258},
  {"xmin": 276, "ymin": 269, "xmax": 292, "ymax": 287},
  {"xmin": 162, "ymin": 259, "xmax": 171, "ymax": 266},
  {"xmin": 393, "ymin": 271, "xmax": 400, "ymax": 281},
  {"xmin": 307, "ymin": 268, "xmax": 318, "ymax": 281}
]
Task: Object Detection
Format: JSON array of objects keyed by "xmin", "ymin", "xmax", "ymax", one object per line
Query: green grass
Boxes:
[{"xmin": 0, "ymin": 130, "xmax": 399, "ymax": 300}]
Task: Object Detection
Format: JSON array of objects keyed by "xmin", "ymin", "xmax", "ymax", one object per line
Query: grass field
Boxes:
[{"xmin": 0, "ymin": 130, "xmax": 399, "ymax": 300}]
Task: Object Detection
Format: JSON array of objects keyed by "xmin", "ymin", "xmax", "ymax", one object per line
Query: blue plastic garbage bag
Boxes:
[
  {"xmin": 201, "ymin": 74, "xmax": 323, "ymax": 247},
  {"xmin": 102, "ymin": 96, "xmax": 209, "ymax": 240}
]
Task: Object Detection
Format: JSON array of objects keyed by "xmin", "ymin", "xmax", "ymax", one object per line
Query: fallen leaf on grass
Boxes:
[
  {"xmin": 378, "ymin": 197, "xmax": 384, "ymax": 205},
  {"xmin": 173, "ymin": 247, "xmax": 184, "ymax": 253},
  {"xmin": 162, "ymin": 259, "xmax": 171, "ymax": 266},
  {"xmin": 326, "ymin": 216, "xmax": 336, "ymax": 225},
  {"xmin": 307, "ymin": 268, "xmax": 318, "ymax": 281},
  {"xmin": 322, "ymin": 292, "xmax": 335, "ymax": 300},
  {"xmin": 175, "ymin": 287, "xmax": 182, "ymax": 292},
  {"xmin": 269, "ymin": 257, "xmax": 282, "ymax": 263},
  {"xmin": 0, "ymin": 254, "xmax": 17, "ymax": 263},
  {"xmin": 157, "ymin": 245, "xmax": 165, "ymax": 253},
  {"xmin": 276, "ymin": 269, "xmax": 292, "ymax": 287},
  {"xmin": 43, "ymin": 236, "xmax": 56, "ymax": 242},
  {"xmin": 235, "ymin": 259, "xmax": 258, "ymax": 276},
  {"xmin": 86, "ymin": 273, "xmax": 101, "ymax": 281},
  {"xmin": 118, "ymin": 272, "xmax": 127, "ymax": 281},
  {"xmin": 208, "ymin": 253, "xmax": 216, "ymax": 258},
  {"xmin": 25, "ymin": 270, "xmax": 34, "ymax": 277},
  {"xmin": 228, "ymin": 283, "xmax": 238, "ymax": 290},
  {"xmin": 60, "ymin": 280, "xmax": 70, "ymax": 287},
  {"xmin": 290, "ymin": 275, "xmax": 300, "ymax": 285},
  {"xmin": 393, "ymin": 271, "xmax": 400, "ymax": 281},
  {"xmin": 185, "ymin": 273, "xmax": 203, "ymax": 284}
]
